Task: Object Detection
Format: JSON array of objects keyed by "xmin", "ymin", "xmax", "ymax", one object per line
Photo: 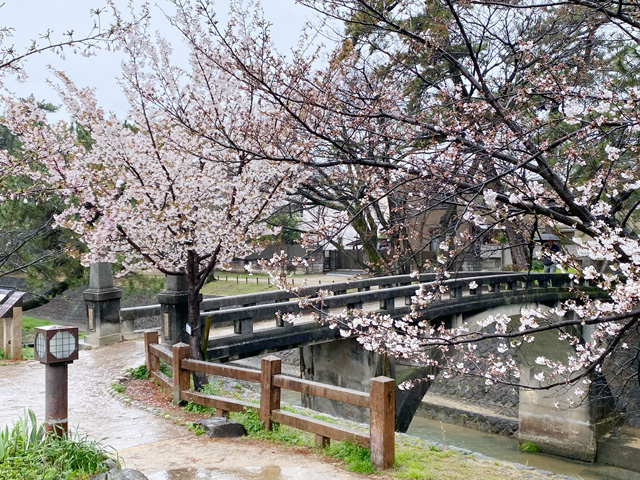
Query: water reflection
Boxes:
[
  {"xmin": 147, "ymin": 466, "xmax": 286, "ymax": 480},
  {"xmin": 147, "ymin": 468, "xmax": 241, "ymax": 480}
]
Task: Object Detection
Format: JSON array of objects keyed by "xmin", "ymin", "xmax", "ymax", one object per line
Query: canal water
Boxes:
[
  {"xmin": 278, "ymin": 390, "xmax": 640, "ymax": 480},
  {"xmin": 407, "ymin": 416, "xmax": 640, "ymax": 480}
]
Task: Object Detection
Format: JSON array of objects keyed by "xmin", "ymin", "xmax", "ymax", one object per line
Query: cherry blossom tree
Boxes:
[
  {"xmin": 3, "ymin": 0, "xmax": 640, "ymax": 407},
  {"xmin": 0, "ymin": 2, "xmax": 307, "ymax": 386},
  {"xmin": 0, "ymin": 5, "xmax": 131, "ymax": 298},
  {"xmin": 0, "ymin": 4, "xmax": 121, "ymax": 85},
  {"xmin": 290, "ymin": 0, "xmax": 640, "ymax": 404},
  {"xmin": 195, "ymin": 0, "xmax": 640, "ymax": 411}
]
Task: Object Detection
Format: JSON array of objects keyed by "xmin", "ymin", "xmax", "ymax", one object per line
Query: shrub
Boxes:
[
  {"xmin": 531, "ymin": 260, "xmax": 545, "ymax": 272},
  {"xmin": 0, "ymin": 410, "xmax": 112, "ymax": 480}
]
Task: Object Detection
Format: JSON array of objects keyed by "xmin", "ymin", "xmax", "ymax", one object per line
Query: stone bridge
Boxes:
[{"xmin": 84, "ymin": 265, "xmax": 611, "ymax": 463}]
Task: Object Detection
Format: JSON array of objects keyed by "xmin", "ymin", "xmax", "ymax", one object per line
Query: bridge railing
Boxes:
[
  {"xmin": 143, "ymin": 331, "xmax": 395, "ymax": 469},
  {"xmin": 120, "ymin": 271, "xmax": 504, "ymax": 322},
  {"xmin": 198, "ymin": 273, "xmax": 585, "ymax": 336}
]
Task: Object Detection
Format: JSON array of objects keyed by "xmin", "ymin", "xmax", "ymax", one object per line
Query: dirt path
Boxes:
[{"xmin": 0, "ymin": 341, "xmax": 365, "ymax": 480}]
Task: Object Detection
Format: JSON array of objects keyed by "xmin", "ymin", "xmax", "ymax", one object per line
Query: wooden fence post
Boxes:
[
  {"xmin": 370, "ymin": 376, "xmax": 395, "ymax": 470},
  {"xmin": 172, "ymin": 343, "xmax": 191, "ymax": 405},
  {"xmin": 144, "ymin": 330, "xmax": 159, "ymax": 374},
  {"xmin": 260, "ymin": 356, "xmax": 281, "ymax": 431}
]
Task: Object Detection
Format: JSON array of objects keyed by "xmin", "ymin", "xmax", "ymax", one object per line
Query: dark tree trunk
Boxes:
[
  {"xmin": 186, "ymin": 252, "xmax": 208, "ymax": 391},
  {"xmin": 505, "ymin": 220, "xmax": 529, "ymax": 269}
]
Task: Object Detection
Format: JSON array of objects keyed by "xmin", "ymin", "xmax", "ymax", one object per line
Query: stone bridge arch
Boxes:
[{"xmin": 303, "ymin": 296, "xmax": 619, "ymax": 462}]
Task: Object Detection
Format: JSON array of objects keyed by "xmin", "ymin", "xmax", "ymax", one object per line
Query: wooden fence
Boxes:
[{"xmin": 144, "ymin": 331, "xmax": 395, "ymax": 469}]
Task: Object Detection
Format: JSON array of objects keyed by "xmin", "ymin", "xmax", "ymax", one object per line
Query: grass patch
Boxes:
[
  {"xmin": 391, "ymin": 440, "xmax": 532, "ymax": 480},
  {"xmin": 111, "ymin": 383, "xmax": 126, "ymax": 394},
  {"xmin": 182, "ymin": 380, "xmax": 225, "ymax": 416},
  {"xmin": 201, "ymin": 280, "xmax": 276, "ymax": 296},
  {"xmin": 159, "ymin": 361, "xmax": 172, "ymax": 378},
  {"xmin": 325, "ymin": 441, "xmax": 374, "ymax": 474},
  {"xmin": 183, "ymin": 401, "xmax": 216, "ymax": 415},
  {"xmin": 18, "ymin": 317, "xmax": 85, "ymax": 345},
  {"xmin": 230, "ymin": 409, "xmax": 312, "ymax": 447},
  {"xmin": 126, "ymin": 365, "xmax": 149, "ymax": 380},
  {"xmin": 0, "ymin": 347, "xmax": 34, "ymax": 362},
  {"xmin": 21, "ymin": 316, "xmax": 54, "ymax": 337},
  {"xmin": 201, "ymin": 380, "xmax": 224, "ymax": 396},
  {"xmin": 21, "ymin": 347, "xmax": 34, "ymax": 360}
]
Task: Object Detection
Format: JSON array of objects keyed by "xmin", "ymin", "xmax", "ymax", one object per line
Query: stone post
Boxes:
[
  {"xmin": 1, "ymin": 294, "xmax": 24, "ymax": 361},
  {"xmin": 157, "ymin": 275, "xmax": 190, "ymax": 345},
  {"xmin": 83, "ymin": 263, "xmax": 123, "ymax": 346}
]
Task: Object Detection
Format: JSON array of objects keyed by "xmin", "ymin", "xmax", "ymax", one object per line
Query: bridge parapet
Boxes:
[
  {"xmin": 198, "ymin": 272, "xmax": 604, "ymax": 362},
  {"xmin": 204, "ymin": 273, "xmax": 588, "ymax": 328},
  {"xmin": 112, "ymin": 271, "xmax": 602, "ymax": 360},
  {"xmin": 119, "ymin": 271, "xmax": 504, "ymax": 323}
]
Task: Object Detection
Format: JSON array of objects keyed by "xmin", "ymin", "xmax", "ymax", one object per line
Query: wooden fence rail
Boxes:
[{"xmin": 143, "ymin": 330, "xmax": 395, "ymax": 469}]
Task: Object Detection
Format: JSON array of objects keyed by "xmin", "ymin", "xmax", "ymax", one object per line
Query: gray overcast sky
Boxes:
[{"xmin": 1, "ymin": 0, "xmax": 313, "ymax": 118}]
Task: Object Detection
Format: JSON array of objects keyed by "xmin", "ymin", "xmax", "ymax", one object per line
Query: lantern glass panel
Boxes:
[
  {"xmin": 50, "ymin": 331, "xmax": 76, "ymax": 359},
  {"xmin": 35, "ymin": 332, "xmax": 46, "ymax": 358}
]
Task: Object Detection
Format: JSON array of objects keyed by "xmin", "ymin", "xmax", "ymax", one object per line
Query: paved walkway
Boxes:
[
  {"xmin": 1, "ymin": 341, "xmax": 184, "ymax": 450},
  {"xmin": 0, "ymin": 341, "xmax": 362, "ymax": 479}
]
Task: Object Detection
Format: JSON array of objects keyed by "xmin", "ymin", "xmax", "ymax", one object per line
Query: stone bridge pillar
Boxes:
[
  {"xmin": 517, "ymin": 328, "xmax": 619, "ymax": 462},
  {"xmin": 301, "ymin": 338, "xmax": 391, "ymax": 423},
  {"xmin": 300, "ymin": 338, "xmax": 432, "ymax": 432},
  {"xmin": 157, "ymin": 275, "xmax": 190, "ymax": 345},
  {"xmin": 83, "ymin": 263, "xmax": 123, "ymax": 346}
]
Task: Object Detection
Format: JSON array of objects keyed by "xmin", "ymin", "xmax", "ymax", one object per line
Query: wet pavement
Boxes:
[
  {"xmin": 0, "ymin": 340, "xmax": 361, "ymax": 480},
  {"xmin": 5, "ymin": 339, "xmax": 638, "ymax": 480},
  {"xmin": 0, "ymin": 340, "xmax": 184, "ymax": 450}
]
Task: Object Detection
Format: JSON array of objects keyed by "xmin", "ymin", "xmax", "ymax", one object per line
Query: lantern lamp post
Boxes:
[{"xmin": 34, "ymin": 325, "xmax": 79, "ymax": 436}]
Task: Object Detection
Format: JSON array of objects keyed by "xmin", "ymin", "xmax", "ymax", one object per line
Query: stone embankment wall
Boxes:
[{"xmin": 416, "ymin": 335, "xmax": 520, "ymax": 436}]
